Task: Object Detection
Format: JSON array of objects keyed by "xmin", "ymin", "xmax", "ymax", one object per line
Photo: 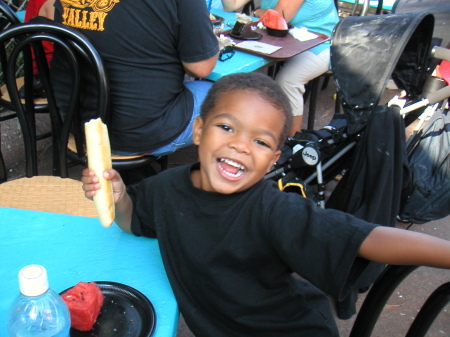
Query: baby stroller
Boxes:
[
  {"xmin": 267, "ymin": 10, "xmax": 436, "ymax": 209},
  {"xmin": 266, "ymin": 10, "xmax": 450, "ymax": 318}
]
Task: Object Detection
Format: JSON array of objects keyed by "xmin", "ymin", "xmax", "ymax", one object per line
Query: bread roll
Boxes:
[{"xmin": 84, "ymin": 118, "xmax": 115, "ymax": 227}]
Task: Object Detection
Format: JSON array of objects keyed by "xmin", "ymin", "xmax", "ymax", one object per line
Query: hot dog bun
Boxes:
[{"xmin": 84, "ymin": 118, "xmax": 115, "ymax": 227}]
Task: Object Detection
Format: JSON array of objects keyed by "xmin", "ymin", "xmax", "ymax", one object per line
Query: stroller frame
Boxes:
[{"xmin": 266, "ymin": 10, "xmax": 450, "ymax": 210}]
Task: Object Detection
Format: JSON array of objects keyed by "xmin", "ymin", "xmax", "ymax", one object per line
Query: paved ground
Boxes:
[{"xmin": 0, "ymin": 76, "xmax": 449, "ymax": 336}]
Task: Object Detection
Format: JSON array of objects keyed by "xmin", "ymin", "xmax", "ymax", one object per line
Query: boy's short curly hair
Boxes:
[{"xmin": 200, "ymin": 72, "xmax": 293, "ymax": 149}]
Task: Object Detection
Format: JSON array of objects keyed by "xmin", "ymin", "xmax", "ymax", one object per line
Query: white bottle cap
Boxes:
[{"xmin": 18, "ymin": 265, "xmax": 50, "ymax": 297}]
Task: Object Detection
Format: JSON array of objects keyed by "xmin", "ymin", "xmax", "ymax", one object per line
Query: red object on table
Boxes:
[
  {"xmin": 259, "ymin": 9, "xmax": 288, "ymax": 29},
  {"xmin": 61, "ymin": 282, "xmax": 104, "ymax": 331}
]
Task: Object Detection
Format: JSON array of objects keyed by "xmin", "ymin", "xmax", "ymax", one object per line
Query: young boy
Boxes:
[{"xmin": 82, "ymin": 72, "xmax": 450, "ymax": 337}]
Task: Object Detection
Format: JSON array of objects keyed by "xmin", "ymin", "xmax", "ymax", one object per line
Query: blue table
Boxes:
[
  {"xmin": 0, "ymin": 207, "xmax": 178, "ymax": 337},
  {"xmin": 206, "ymin": 8, "xmax": 273, "ymax": 81},
  {"xmin": 16, "ymin": 10, "xmax": 25, "ymax": 23}
]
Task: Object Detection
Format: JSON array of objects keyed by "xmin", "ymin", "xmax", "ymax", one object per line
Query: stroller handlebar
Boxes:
[
  {"xmin": 427, "ymin": 86, "xmax": 450, "ymax": 105},
  {"xmin": 401, "ymin": 85, "xmax": 450, "ymax": 114},
  {"xmin": 401, "ymin": 46, "xmax": 450, "ymax": 114},
  {"xmin": 432, "ymin": 46, "xmax": 450, "ymax": 62}
]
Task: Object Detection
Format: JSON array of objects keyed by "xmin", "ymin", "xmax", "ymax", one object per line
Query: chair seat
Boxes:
[{"xmin": 0, "ymin": 175, "xmax": 98, "ymax": 217}]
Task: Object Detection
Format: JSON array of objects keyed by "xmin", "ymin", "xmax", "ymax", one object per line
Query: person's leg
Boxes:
[
  {"xmin": 275, "ymin": 49, "xmax": 330, "ymax": 136},
  {"xmin": 151, "ymin": 80, "xmax": 214, "ymax": 156}
]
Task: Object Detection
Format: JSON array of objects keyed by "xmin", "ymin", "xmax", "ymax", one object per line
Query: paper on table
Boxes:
[
  {"xmin": 235, "ymin": 41, "xmax": 282, "ymax": 54},
  {"xmin": 289, "ymin": 27, "xmax": 318, "ymax": 42}
]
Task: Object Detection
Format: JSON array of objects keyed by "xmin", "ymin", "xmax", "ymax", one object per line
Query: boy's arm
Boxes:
[
  {"xmin": 82, "ymin": 169, "xmax": 133, "ymax": 234},
  {"xmin": 111, "ymin": 183, "xmax": 133, "ymax": 234},
  {"xmin": 358, "ymin": 226, "xmax": 450, "ymax": 269}
]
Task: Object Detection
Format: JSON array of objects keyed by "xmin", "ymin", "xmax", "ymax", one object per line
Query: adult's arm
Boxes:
[
  {"xmin": 179, "ymin": 0, "xmax": 219, "ymax": 78},
  {"xmin": 38, "ymin": 0, "xmax": 55, "ymax": 19},
  {"xmin": 221, "ymin": 0, "xmax": 251, "ymax": 12},
  {"xmin": 253, "ymin": 0, "xmax": 305, "ymax": 20},
  {"xmin": 359, "ymin": 226, "xmax": 450, "ymax": 269},
  {"xmin": 182, "ymin": 54, "xmax": 218, "ymax": 78}
]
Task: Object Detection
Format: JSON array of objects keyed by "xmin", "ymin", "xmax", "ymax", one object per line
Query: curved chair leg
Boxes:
[
  {"xmin": 0, "ymin": 150, "xmax": 6, "ymax": 183},
  {"xmin": 376, "ymin": 0, "xmax": 384, "ymax": 15},
  {"xmin": 405, "ymin": 282, "xmax": 450, "ymax": 337},
  {"xmin": 349, "ymin": 265, "xmax": 418, "ymax": 337},
  {"xmin": 307, "ymin": 76, "xmax": 320, "ymax": 130}
]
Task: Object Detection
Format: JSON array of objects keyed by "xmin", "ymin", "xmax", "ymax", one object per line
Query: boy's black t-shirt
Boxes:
[{"xmin": 129, "ymin": 164, "xmax": 378, "ymax": 336}]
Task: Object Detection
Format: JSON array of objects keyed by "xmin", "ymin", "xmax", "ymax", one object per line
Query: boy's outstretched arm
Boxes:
[
  {"xmin": 359, "ymin": 226, "xmax": 450, "ymax": 269},
  {"xmin": 82, "ymin": 168, "xmax": 133, "ymax": 234}
]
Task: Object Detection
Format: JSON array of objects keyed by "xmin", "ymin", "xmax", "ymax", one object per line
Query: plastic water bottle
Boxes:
[{"xmin": 7, "ymin": 265, "xmax": 71, "ymax": 337}]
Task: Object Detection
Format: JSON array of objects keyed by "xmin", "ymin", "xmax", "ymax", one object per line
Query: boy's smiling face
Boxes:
[{"xmin": 191, "ymin": 90, "xmax": 284, "ymax": 194}]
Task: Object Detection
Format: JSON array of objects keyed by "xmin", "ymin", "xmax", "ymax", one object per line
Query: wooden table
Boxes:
[{"xmin": 0, "ymin": 207, "xmax": 179, "ymax": 337}]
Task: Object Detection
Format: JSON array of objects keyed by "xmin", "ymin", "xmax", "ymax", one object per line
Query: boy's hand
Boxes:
[
  {"xmin": 81, "ymin": 168, "xmax": 125, "ymax": 205},
  {"xmin": 82, "ymin": 168, "xmax": 134, "ymax": 234}
]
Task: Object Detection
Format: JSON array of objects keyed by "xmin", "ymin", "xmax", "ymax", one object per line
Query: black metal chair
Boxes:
[
  {"xmin": 350, "ymin": 265, "xmax": 450, "ymax": 337},
  {"xmin": 0, "ymin": 20, "xmax": 167, "ymax": 180},
  {"xmin": 0, "ymin": 1, "xmax": 52, "ymax": 182},
  {"xmin": 0, "ymin": 125, "xmax": 6, "ymax": 183},
  {"xmin": 0, "ymin": 1, "xmax": 49, "ymax": 116},
  {"xmin": 0, "ymin": 1, "xmax": 21, "ymax": 183},
  {"xmin": 0, "ymin": 18, "xmax": 106, "ymax": 215},
  {"xmin": 0, "ymin": 0, "xmax": 19, "ymax": 31},
  {"xmin": 0, "ymin": 20, "xmax": 101, "ymax": 177}
]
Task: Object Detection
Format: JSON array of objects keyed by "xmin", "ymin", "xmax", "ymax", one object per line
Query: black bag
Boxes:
[{"xmin": 398, "ymin": 109, "xmax": 450, "ymax": 224}]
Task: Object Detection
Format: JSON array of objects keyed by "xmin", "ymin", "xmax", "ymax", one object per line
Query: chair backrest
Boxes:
[
  {"xmin": 0, "ymin": 20, "xmax": 109, "ymax": 178},
  {"xmin": 0, "ymin": 1, "xmax": 20, "ymax": 29},
  {"xmin": 0, "ymin": 1, "xmax": 20, "ymax": 183},
  {"xmin": 0, "ymin": 2, "xmax": 49, "ymax": 115},
  {"xmin": 0, "ymin": 0, "xmax": 20, "ymax": 88},
  {"xmin": 350, "ymin": 265, "xmax": 450, "ymax": 337}
]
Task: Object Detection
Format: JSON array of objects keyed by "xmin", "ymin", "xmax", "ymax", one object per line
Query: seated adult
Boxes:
[
  {"xmin": 222, "ymin": 0, "xmax": 339, "ymax": 136},
  {"xmin": 43, "ymin": 0, "xmax": 219, "ymax": 156}
]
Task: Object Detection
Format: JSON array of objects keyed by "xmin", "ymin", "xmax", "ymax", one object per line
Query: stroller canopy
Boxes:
[
  {"xmin": 331, "ymin": 12, "xmax": 434, "ymax": 135},
  {"xmin": 393, "ymin": 0, "xmax": 450, "ymax": 49}
]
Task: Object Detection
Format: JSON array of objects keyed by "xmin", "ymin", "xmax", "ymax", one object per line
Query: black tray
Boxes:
[{"xmin": 61, "ymin": 281, "xmax": 156, "ymax": 337}]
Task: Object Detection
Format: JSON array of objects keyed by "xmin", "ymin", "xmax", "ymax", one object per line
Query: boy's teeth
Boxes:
[{"xmin": 220, "ymin": 158, "xmax": 245, "ymax": 170}]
